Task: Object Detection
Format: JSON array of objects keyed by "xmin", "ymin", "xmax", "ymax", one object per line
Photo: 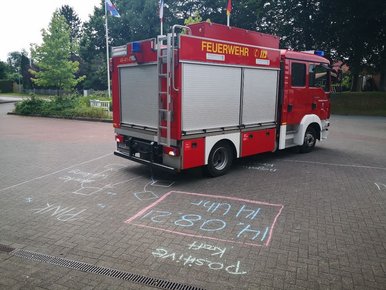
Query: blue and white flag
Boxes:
[{"xmin": 106, "ymin": 0, "xmax": 120, "ymax": 17}]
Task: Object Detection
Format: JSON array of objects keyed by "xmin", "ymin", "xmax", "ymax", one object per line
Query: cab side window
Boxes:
[
  {"xmin": 291, "ymin": 63, "xmax": 306, "ymax": 87},
  {"xmin": 309, "ymin": 64, "xmax": 330, "ymax": 92}
]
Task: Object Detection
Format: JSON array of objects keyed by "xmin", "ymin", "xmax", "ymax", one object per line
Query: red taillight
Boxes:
[
  {"xmin": 163, "ymin": 146, "xmax": 180, "ymax": 157},
  {"xmin": 115, "ymin": 134, "xmax": 124, "ymax": 143}
]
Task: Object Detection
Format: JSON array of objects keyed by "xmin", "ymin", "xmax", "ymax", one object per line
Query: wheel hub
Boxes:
[{"xmin": 212, "ymin": 147, "xmax": 228, "ymax": 170}]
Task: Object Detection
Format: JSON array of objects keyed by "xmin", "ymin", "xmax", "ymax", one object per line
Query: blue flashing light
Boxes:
[
  {"xmin": 314, "ymin": 50, "xmax": 325, "ymax": 57},
  {"xmin": 132, "ymin": 42, "xmax": 141, "ymax": 53}
]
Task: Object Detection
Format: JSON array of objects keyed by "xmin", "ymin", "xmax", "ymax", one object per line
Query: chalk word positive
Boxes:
[
  {"xmin": 126, "ymin": 191, "xmax": 283, "ymax": 247},
  {"xmin": 152, "ymin": 248, "xmax": 247, "ymax": 275},
  {"xmin": 152, "ymin": 241, "xmax": 247, "ymax": 275},
  {"xmin": 33, "ymin": 203, "xmax": 87, "ymax": 222}
]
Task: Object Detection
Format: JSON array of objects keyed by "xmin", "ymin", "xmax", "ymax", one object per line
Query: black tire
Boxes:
[
  {"xmin": 299, "ymin": 126, "xmax": 317, "ymax": 153},
  {"xmin": 205, "ymin": 142, "xmax": 233, "ymax": 177}
]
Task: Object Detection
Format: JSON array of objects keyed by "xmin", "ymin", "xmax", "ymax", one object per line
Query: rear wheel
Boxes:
[
  {"xmin": 205, "ymin": 142, "xmax": 233, "ymax": 177},
  {"xmin": 299, "ymin": 127, "xmax": 317, "ymax": 153}
]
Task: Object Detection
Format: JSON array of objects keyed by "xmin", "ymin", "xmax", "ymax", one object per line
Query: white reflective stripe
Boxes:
[
  {"xmin": 205, "ymin": 133, "xmax": 240, "ymax": 164},
  {"xmin": 278, "ymin": 124, "xmax": 287, "ymax": 150},
  {"xmin": 321, "ymin": 119, "xmax": 330, "ymax": 140}
]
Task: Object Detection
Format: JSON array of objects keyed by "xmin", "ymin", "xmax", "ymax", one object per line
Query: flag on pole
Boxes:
[
  {"xmin": 226, "ymin": 0, "xmax": 232, "ymax": 16},
  {"xmin": 104, "ymin": 0, "xmax": 120, "ymax": 97},
  {"xmin": 106, "ymin": 0, "xmax": 120, "ymax": 18},
  {"xmin": 159, "ymin": 0, "xmax": 164, "ymax": 20},
  {"xmin": 226, "ymin": 0, "xmax": 232, "ymax": 26}
]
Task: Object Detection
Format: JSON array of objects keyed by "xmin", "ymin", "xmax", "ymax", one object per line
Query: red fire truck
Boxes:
[{"xmin": 111, "ymin": 22, "xmax": 330, "ymax": 176}]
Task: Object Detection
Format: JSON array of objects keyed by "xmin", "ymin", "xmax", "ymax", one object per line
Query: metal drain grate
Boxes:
[
  {"xmin": 11, "ymin": 249, "xmax": 205, "ymax": 290},
  {"xmin": 0, "ymin": 244, "xmax": 15, "ymax": 253}
]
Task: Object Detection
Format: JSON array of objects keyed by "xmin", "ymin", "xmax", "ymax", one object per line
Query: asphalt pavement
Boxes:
[{"xmin": 0, "ymin": 103, "xmax": 385, "ymax": 290}]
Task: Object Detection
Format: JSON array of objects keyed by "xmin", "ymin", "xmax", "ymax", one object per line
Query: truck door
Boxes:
[{"xmin": 286, "ymin": 61, "xmax": 311, "ymax": 125}]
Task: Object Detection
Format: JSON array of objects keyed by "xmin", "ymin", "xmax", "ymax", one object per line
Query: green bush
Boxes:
[
  {"xmin": 331, "ymin": 92, "xmax": 386, "ymax": 116},
  {"xmin": 14, "ymin": 94, "xmax": 111, "ymax": 119},
  {"xmin": 69, "ymin": 106, "xmax": 109, "ymax": 119},
  {"xmin": 14, "ymin": 96, "xmax": 46, "ymax": 115}
]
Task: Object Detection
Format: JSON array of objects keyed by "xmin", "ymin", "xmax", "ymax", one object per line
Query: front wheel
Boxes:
[
  {"xmin": 299, "ymin": 127, "xmax": 317, "ymax": 153},
  {"xmin": 205, "ymin": 142, "xmax": 233, "ymax": 177}
]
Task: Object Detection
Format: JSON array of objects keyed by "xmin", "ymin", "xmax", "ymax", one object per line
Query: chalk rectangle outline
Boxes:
[{"xmin": 125, "ymin": 191, "xmax": 284, "ymax": 247}]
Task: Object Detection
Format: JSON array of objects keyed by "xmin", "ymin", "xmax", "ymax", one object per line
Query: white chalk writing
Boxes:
[
  {"xmin": 32, "ymin": 203, "xmax": 87, "ymax": 222},
  {"xmin": 151, "ymin": 241, "xmax": 247, "ymax": 275},
  {"xmin": 243, "ymin": 162, "xmax": 277, "ymax": 172},
  {"xmin": 133, "ymin": 178, "xmax": 175, "ymax": 201},
  {"xmin": 188, "ymin": 241, "xmax": 226, "ymax": 258},
  {"xmin": 375, "ymin": 183, "xmax": 386, "ymax": 191}
]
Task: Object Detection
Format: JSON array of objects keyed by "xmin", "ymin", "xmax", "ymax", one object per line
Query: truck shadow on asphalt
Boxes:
[{"xmin": 120, "ymin": 146, "xmax": 330, "ymax": 185}]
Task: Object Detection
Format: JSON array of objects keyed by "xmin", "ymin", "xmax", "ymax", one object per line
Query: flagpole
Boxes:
[
  {"xmin": 105, "ymin": 2, "xmax": 111, "ymax": 98},
  {"xmin": 226, "ymin": 0, "xmax": 231, "ymax": 27},
  {"xmin": 159, "ymin": 0, "xmax": 164, "ymax": 35}
]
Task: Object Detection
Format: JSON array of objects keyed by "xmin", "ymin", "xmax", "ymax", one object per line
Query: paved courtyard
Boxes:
[{"xmin": 0, "ymin": 101, "xmax": 385, "ymax": 289}]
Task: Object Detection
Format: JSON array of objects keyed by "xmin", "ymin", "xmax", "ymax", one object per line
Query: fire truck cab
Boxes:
[{"xmin": 111, "ymin": 22, "xmax": 330, "ymax": 176}]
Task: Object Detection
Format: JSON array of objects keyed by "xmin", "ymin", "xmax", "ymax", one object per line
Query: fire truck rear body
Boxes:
[{"xmin": 111, "ymin": 22, "xmax": 330, "ymax": 176}]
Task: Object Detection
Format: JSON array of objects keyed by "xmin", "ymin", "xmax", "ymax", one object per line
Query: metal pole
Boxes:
[
  {"xmin": 105, "ymin": 3, "xmax": 111, "ymax": 98},
  {"xmin": 159, "ymin": 0, "xmax": 164, "ymax": 36},
  {"xmin": 227, "ymin": 14, "xmax": 230, "ymax": 27}
]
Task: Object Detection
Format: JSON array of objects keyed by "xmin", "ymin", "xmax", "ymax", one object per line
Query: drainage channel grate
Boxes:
[
  {"xmin": 11, "ymin": 249, "xmax": 205, "ymax": 290},
  {"xmin": 0, "ymin": 244, "xmax": 15, "ymax": 253}
]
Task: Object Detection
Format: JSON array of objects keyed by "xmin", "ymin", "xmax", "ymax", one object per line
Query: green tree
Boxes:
[
  {"xmin": 258, "ymin": 0, "xmax": 323, "ymax": 50},
  {"xmin": 168, "ymin": 0, "xmax": 264, "ymax": 30},
  {"xmin": 79, "ymin": 4, "xmax": 107, "ymax": 89},
  {"xmin": 7, "ymin": 50, "xmax": 32, "ymax": 88},
  {"xmin": 6, "ymin": 52, "xmax": 22, "ymax": 82},
  {"xmin": 258, "ymin": 0, "xmax": 386, "ymax": 91},
  {"xmin": 0, "ymin": 61, "xmax": 11, "ymax": 79},
  {"xmin": 59, "ymin": 5, "xmax": 82, "ymax": 54},
  {"xmin": 80, "ymin": 0, "xmax": 163, "ymax": 89},
  {"xmin": 30, "ymin": 11, "xmax": 85, "ymax": 92}
]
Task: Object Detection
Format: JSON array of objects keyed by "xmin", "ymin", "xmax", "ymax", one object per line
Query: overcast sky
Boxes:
[{"xmin": 0, "ymin": 0, "xmax": 102, "ymax": 62}]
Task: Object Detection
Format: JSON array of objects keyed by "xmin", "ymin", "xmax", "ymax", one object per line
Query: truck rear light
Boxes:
[
  {"xmin": 115, "ymin": 134, "xmax": 124, "ymax": 143},
  {"xmin": 163, "ymin": 146, "xmax": 180, "ymax": 157}
]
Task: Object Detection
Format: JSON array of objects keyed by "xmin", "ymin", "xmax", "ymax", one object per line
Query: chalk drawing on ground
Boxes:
[
  {"xmin": 32, "ymin": 203, "xmax": 87, "ymax": 222},
  {"xmin": 58, "ymin": 163, "xmax": 174, "ymax": 201},
  {"xmin": 133, "ymin": 177, "xmax": 175, "ymax": 201},
  {"xmin": 126, "ymin": 191, "xmax": 284, "ymax": 247},
  {"xmin": 151, "ymin": 240, "xmax": 247, "ymax": 275},
  {"xmin": 243, "ymin": 162, "xmax": 277, "ymax": 172},
  {"xmin": 58, "ymin": 163, "xmax": 141, "ymax": 196},
  {"xmin": 375, "ymin": 182, "xmax": 386, "ymax": 191}
]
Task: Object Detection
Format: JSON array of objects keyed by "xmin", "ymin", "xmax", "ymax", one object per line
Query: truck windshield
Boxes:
[{"xmin": 309, "ymin": 64, "xmax": 330, "ymax": 92}]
